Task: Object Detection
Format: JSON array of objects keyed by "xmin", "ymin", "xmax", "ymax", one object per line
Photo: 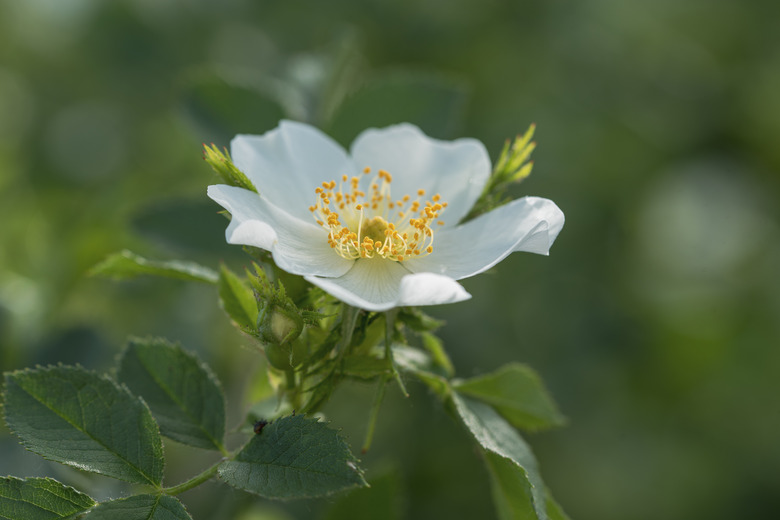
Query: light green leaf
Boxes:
[
  {"xmin": 218, "ymin": 265, "xmax": 258, "ymax": 331},
  {"xmin": 454, "ymin": 363, "xmax": 565, "ymax": 431},
  {"xmin": 0, "ymin": 477, "xmax": 95, "ymax": 520},
  {"xmin": 218, "ymin": 414, "xmax": 367, "ymax": 499},
  {"xmin": 84, "ymin": 494, "xmax": 191, "ymax": 520},
  {"xmin": 89, "ymin": 250, "xmax": 218, "ymax": 284},
  {"xmin": 326, "ymin": 73, "xmax": 467, "ymax": 146},
  {"xmin": 3, "ymin": 366, "xmax": 164, "ymax": 486},
  {"xmin": 452, "ymin": 393, "xmax": 547, "ymax": 520},
  {"xmin": 117, "ymin": 338, "xmax": 226, "ymax": 452}
]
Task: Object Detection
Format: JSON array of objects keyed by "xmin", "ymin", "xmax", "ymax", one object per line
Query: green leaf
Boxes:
[
  {"xmin": 218, "ymin": 265, "xmax": 258, "ymax": 331},
  {"xmin": 84, "ymin": 494, "xmax": 192, "ymax": 520},
  {"xmin": 421, "ymin": 332, "xmax": 454, "ymax": 377},
  {"xmin": 0, "ymin": 477, "xmax": 95, "ymax": 520},
  {"xmin": 325, "ymin": 73, "xmax": 467, "ymax": 146},
  {"xmin": 2, "ymin": 366, "xmax": 164, "ymax": 486},
  {"xmin": 218, "ymin": 414, "xmax": 367, "ymax": 499},
  {"xmin": 452, "ymin": 394, "xmax": 547, "ymax": 520},
  {"xmin": 545, "ymin": 490, "xmax": 572, "ymax": 520},
  {"xmin": 89, "ymin": 250, "xmax": 218, "ymax": 284},
  {"xmin": 483, "ymin": 452, "xmax": 538, "ymax": 520},
  {"xmin": 117, "ymin": 338, "xmax": 226, "ymax": 452},
  {"xmin": 454, "ymin": 363, "xmax": 565, "ymax": 431}
]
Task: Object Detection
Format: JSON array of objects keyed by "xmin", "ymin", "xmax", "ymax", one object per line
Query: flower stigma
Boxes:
[{"xmin": 310, "ymin": 168, "xmax": 448, "ymax": 262}]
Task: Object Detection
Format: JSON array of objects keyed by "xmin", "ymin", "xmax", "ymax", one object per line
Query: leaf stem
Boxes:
[
  {"xmin": 163, "ymin": 459, "xmax": 223, "ymax": 496},
  {"xmin": 384, "ymin": 309, "xmax": 408, "ymax": 397}
]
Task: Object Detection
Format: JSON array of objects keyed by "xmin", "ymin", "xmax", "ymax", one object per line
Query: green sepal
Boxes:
[
  {"xmin": 0, "ymin": 477, "xmax": 95, "ymax": 520},
  {"xmin": 89, "ymin": 250, "xmax": 218, "ymax": 284},
  {"xmin": 218, "ymin": 264, "xmax": 258, "ymax": 332},
  {"xmin": 203, "ymin": 143, "xmax": 257, "ymax": 193},
  {"xmin": 218, "ymin": 414, "xmax": 367, "ymax": 499},
  {"xmin": 116, "ymin": 338, "xmax": 227, "ymax": 452},
  {"xmin": 2, "ymin": 365, "xmax": 164, "ymax": 487}
]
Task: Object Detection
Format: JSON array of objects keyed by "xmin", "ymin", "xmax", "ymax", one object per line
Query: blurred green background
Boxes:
[{"xmin": 2, "ymin": 0, "xmax": 779, "ymax": 519}]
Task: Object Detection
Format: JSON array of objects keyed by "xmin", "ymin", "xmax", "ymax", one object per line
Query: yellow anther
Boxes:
[
  {"xmin": 417, "ymin": 189, "xmax": 425, "ymax": 196},
  {"xmin": 363, "ymin": 167, "xmax": 371, "ymax": 174}
]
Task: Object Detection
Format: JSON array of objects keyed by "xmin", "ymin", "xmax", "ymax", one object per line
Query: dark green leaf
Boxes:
[
  {"xmin": 89, "ymin": 250, "xmax": 218, "ymax": 284},
  {"xmin": 3, "ymin": 366, "xmax": 164, "ymax": 486},
  {"xmin": 218, "ymin": 414, "xmax": 367, "ymax": 499},
  {"xmin": 218, "ymin": 265, "xmax": 258, "ymax": 331},
  {"xmin": 84, "ymin": 494, "xmax": 191, "ymax": 520},
  {"xmin": 181, "ymin": 75, "xmax": 285, "ymax": 147},
  {"xmin": 325, "ymin": 73, "xmax": 467, "ymax": 146},
  {"xmin": 0, "ymin": 477, "xmax": 95, "ymax": 520},
  {"xmin": 454, "ymin": 363, "xmax": 565, "ymax": 431},
  {"xmin": 117, "ymin": 338, "xmax": 226, "ymax": 452},
  {"xmin": 452, "ymin": 394, "xmax": 547, "ymax": 520}
]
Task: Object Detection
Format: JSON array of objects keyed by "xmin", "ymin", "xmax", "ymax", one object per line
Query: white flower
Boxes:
[{"xmin": 207, "ymin": 121, "xmax": 564, "ymax": 312}]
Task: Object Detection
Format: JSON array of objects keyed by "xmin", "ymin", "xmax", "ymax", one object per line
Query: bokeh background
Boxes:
[{"xmin": 2, "ymin": 1, "xmax": 780, "ymax": 519}]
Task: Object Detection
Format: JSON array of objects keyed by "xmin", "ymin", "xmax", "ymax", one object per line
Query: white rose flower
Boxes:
[{"xmin": 208, "ymin": 121, "xmax": 564, "ymax": 311}]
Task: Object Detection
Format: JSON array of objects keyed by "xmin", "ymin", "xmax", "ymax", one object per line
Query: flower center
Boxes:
[{"xmin": 309, "ymin": 167, "xmax": 447, "ymax": 262}]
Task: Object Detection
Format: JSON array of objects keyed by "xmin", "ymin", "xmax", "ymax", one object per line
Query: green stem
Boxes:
[
  {"xmin": 384, "ymin": 309, "xmax": 408, "ymax": 397},
  {"xmin": 163, "ymin": 459, "xmax": 223, "ymax": 496},
  {"xmin": 361, "ymin": 376, "xmax": 387, "ymax": 454}
]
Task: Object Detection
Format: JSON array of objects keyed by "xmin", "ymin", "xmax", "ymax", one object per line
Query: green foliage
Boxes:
[
  {"xmin": 452, "ymin": 394, "xmax": 547, "ymax": 520},
  {"xmin": 84, "ymin": 494, "xmax": 192, "ymax": 520},
  {"xmin": 3, "ymin": 366, "xmax": 164, "ymax": 487},
  {"xmin": 218, "ymin": 264, "xmax": 258, "ymax": 332},
  {"xmin": 203, "ymin": 143, "xmax": 258, "ymax": 193},
  {"xmin": 323, "ymin": 471, "xmax": 404, "ymax": 520},
  {"xmin": 326, "ymin": 73, "xmax": 467, "ymax": 145},
  {"xmin": 218, "ymin": 414, "xmax": 367, "ymax": 499},
  {"xmin": 89, "ymin": 250, "xmax": 218, "ymax": 284},
  {"xmin": 183, "ymin": 75, "xmax": 285, "ymax": 148},
  {"xmin": 0, "ymin": 477, "xmax": 95, "ymax": 520},
  {"xmin": 454, "ymin": 363, "xmax": 566, "ymax": 431},
  {"xmin": 117, "ymin": 338, "xmax": 227, "ymax": 452},
  {"xmin": 464, "ymin": 124, "xmax": 536, "ymax": 222}
]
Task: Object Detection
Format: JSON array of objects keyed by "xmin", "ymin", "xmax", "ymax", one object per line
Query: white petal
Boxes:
[
  {"xmin": 305, "ymin": 257, "xmax": 471, "ymax": 312},
  {"xmin": 231, "ymin": 120, "xmax": 357, "ymax": 222},
  {"xmin": 207, "ymin": 184, "xmax": 353, "ymax": 278},
  {"xmin": 403, "ymin": 196, "xmax": 564, "ymax": 280},
  {"xmin": 350, "ymin": 124, "xmax": 491, "ymax": 226}
]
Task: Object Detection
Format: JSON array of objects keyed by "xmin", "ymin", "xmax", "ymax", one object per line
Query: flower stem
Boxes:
[
  {"xmin": 361, "ymin": 375, "xmax": 387, "ymax": 454},
  {"xmin": 163, "ymin": 459, "xmax": 223, "ymax": 496},
  {"xmin": 384, "ymin": 309, "xmax": 408, "ymax": 397}
]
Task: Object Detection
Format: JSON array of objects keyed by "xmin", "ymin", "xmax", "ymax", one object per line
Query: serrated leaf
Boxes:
[
  {"xmin": 0, "ymin": 477, "xmax": 95, "ymax": 520},
  {"xmin": 84, "ymin": 494, "xmax": 191, "ymax": 520},
  {"xmin": 218, "ymin": 414, "xmax": 367, "ymax": 499},
  {"xmin": 545, "ymin": 490, "xmax": 571, "ymax": 520},
  {"xmin": 2, "ymin": 366, "xmax": 164, "ymax": 486},
  {"xmin": 454, "ymin": 363, "xmax": 565, "ymax": 431},
  {"xmin": 483, "ymin": 452, "xmax": 538, "ymax": 520},
  {"xmin": 326, "ymin": 73, "xmax": 467, "ymax": 146},
  {"xmin": 218, "ymin": 265, "xmax": 258, "ymax": 331},
  {"xmin": 452, "ymin": 394, "xmax": 547, "ymax": 520},
  {"xmin": 117, "ymin": 338, "xmax": 226, "ymax": 451},
  {"xmin": 89, "ymin": 250, "xmax": 218, "ymax": 284}
]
